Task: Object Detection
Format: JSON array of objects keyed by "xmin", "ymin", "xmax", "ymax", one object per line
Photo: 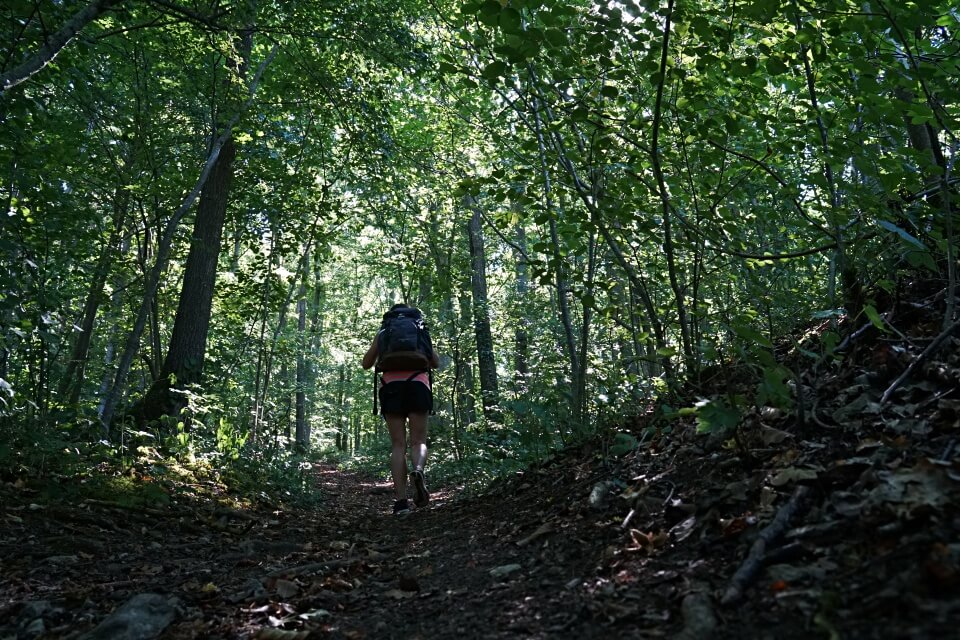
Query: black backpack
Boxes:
[
  {"xmin": 376, "ymin": 307, "xmax": 434, "ymax": 372},
  {"xmin": 372, "ymin": 307, "xmax": 435, "ymax": 415}
]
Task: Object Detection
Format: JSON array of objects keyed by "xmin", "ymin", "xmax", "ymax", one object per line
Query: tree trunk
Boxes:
[
  {"xmin": 98, "ymin": 41, "xmax": 278, "ymax": 430},
  {"xmin": 59, "ymin": 182, "xmax": 129, "ymax": 405},
  {"xmin": 456, "ymin": 292, "xmax": 478, "ymax": 428},
  {"xmin": 138, "ymin": 135, "xmax": 237, "ymax": 421},
  {"xmin": 294, "ymin": 253, "xmax": 310, "ymax": 450},
  {"xmin": 336, "ymin": 363, "xmax": 347, "ymax": 451},
  {"xmin": 465, "ymin": 197, "xmax": 501, "ymax": 423},
  {"xmin": 135, "ymin": 7, "xmax": 261, "ymax": 423},
  {"xmin": 512, "ymin": 223, "xmax": 530, "ymax": 391},
  {"xmin": 528, "ymin": 92, "xmax": 582, "ymax": 417}
]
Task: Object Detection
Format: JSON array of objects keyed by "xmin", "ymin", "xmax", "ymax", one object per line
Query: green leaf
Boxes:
[
  {"xmin": 499, "ymin": 8, "xmax": 523, "ymax": 34},
  {"xmin": 905, "ymin": 249, "xmax": 938, "ymax": 272},
  {"xmin": 765, "ymin": 56, "xmax": 789, "ymax": 75},
  {"xmin": 862, "ymin": 304, "xmax": 887, "ymax": 332},
  {"xmin": 477, "ymin": 0, "xmax": 501, "ymax": 26},
  {"xmin": 811, "ymin": 309, "xmax": 844, "ymax": 320},
  {"xmin": 695, "ymin": 399, "xmax": 742, "ymax": 434},
  {"xmin": 600, "ymin": 85, "xmax": 619, "ymax": 99},
  {"xmin": 731, "ymin": 322, "xmax": 772, "ymax": 348},
  {"xmin": 482, "ymin": 60, "xmax": 508, "ymax": 80},
  {"xmin": 544, "ymin": 28, "xmax": 568, "ymax": 47},
  {"xmin": 610, "ymin": 433, "xmax": 638, "ymax": 456},
  {"xmin": 877, "ymin": 220, "xmax": 926, "ymax": 250}
]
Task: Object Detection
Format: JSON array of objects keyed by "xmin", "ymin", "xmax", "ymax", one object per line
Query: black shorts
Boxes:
[{"xmin": 379, "ymin": 381, "xmax": 433, "ymax": 416}]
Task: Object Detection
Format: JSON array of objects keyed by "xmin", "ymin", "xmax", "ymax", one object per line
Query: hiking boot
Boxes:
[
  {"xmin": 411, "ymin": 469, "xmax": 429, "ymax": 508},
  {"xmin": 393, "ymin": 499, "xmax": 411, "ymax": 516}
]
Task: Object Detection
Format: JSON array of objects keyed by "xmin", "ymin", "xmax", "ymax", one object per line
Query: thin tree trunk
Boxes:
[
  {"xmin": 295, "ymin": 253, "xmax": 310, "ymax": 450},
  {"xmin": 59, "ymin": 181, "xmax": 129, "ymax": 404},
  {"xmin": 530, "ymin": 93, "xmax": 581, "ymax": 405},
  {"xmin": 794, "ymin": 1, "xmax": 846, "ymax": 309},
  {"xmin": 465, "ymin": 197, "xmax": 501, "ymax": 423},
  {"xmin": 336, "ymin": 364, "xmax": 346, "ymax": 451},
  {"xmin": 456, "ymin": 292, "xmax": 478, "ymax": 428},
  {"xmin": 513, "ymin": 223, "xmax": 530, "ymax": 390},
  {"xmin": 649, "ymin": 0, "xmax": 692, "ymax": 369},
  {"xmin": 574, "ymin": 226, "xmax": 598, "ymax": 432}
]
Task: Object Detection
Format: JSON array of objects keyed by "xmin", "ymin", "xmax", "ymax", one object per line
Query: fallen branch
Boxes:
[
  {"xmin": 516, "ymin": 523, "xmax": 554, "ymax": 547},
  {"xmin": 265, "ymin": 556, "xmax": 362, "ymax": 579},
  {"xmin": 721, "ymin": 485, "xmax": 810, "ymax": 606},
  {"xmin": 881, "ymin": 317, "xmax": 960, "ymax": 404}
]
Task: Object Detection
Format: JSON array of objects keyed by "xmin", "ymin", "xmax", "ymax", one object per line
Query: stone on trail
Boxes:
[
  {"xmin": 489, "ymin": 563, "xmax": 522, "ymax": 579},
  {"xmin": 80, "ymin": 593, "xmax": 180, "ymax": 640}
]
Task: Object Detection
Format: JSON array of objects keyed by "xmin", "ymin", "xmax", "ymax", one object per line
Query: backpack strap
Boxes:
[{"xmin": 429, "ymin": 369, "xmax": 435, "ymax": 416}]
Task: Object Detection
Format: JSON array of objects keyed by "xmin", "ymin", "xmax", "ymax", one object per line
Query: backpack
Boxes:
[{"xmin": 375, "ymin": 307, "xmax": 434, "ymax": 372}]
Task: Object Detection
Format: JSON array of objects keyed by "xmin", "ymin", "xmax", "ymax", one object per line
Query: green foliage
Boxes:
[
  {"xmin": 694, "ymin": 397, "xmax": 744, "ymax": 436},
  {"xmin": 1, "ymin": 0, "xmax": 956, "ymax": 494}
]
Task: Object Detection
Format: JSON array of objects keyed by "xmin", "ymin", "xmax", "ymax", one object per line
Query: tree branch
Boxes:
[{"xmin": 0, "ymin": 0, "xmax": 124, "ymax": 96}]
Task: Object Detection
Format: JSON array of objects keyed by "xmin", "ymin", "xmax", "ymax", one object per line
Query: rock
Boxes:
[
  {"xmin": 23, "ymin": 618, "xmax": 46, "ymax": 638},
  {"xmin": 489, "ymin": 564, "xmax": 522, "ymax": 579},
  {"xmin": 588, "ymin": 481, "xmax": 613, "ymax": 510},
  {"xmin": 80, "ymin": 593, "xmax": 180, "ymax": 640}
]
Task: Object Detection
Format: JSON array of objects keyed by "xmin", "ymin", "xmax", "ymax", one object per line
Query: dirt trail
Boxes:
[
  {"xmin": 3, "ymin": 431, "xmax": 959, "ymax": 639},
  {"xmin": 2, "ymin": 461, "xmax": 624, "ymax": 639}
]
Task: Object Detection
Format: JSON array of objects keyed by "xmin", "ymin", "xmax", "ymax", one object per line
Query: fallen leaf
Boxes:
[
  {"xmin": 769, "ymin": 467, "xmax": 819, "ymax": 487},
  {"xmin": 384, "ymin": 589, "xmax": 416, "ymax": 600},
  {"xmin": 274, "ymin": 579, "xmax": 299, "ymax": 599},
  {"xmin": 298, "ymin": 609, "xmax": 332, "ymax": 621},
  {"xmin": 761, "ymin": 425, "xmax": 791, "ymax": 445},
  {"xmin": 668, "ymin": 515, "xmax": 697, "ymax": 542}
]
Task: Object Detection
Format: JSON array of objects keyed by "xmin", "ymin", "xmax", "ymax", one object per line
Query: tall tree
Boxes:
[
  {"xmin": 138, "ymin": 8, "xmax": 254, "ymax": 421},
  {"xmin": 465, "ymin": 196, "xmax": 501, "ymax": 423}
]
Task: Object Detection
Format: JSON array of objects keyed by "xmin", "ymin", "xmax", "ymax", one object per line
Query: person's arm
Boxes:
[
  {"xmin": 361, "ymin": 334, "xmax": 379, "ymax": 370},
  {"xmin": 429, "ymin": 348, "xmax": 439, "ymax": 369}
]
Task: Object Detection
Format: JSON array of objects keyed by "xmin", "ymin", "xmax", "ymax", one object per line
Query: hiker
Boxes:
[{"xmin": 362, "ymin": 304, "xmax": 440, "ymax": 516}]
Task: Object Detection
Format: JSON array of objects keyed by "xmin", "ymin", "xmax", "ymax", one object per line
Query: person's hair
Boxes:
[{"xmin": 389, "ymin": 303, "xmax": 409, "ymax": 312}]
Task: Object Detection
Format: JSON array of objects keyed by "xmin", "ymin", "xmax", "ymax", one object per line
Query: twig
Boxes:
[
  {"xmin": 721, "ymin": 485, "xmax": 810, "ymax": 606},
  {"xmin": 880, "ymin": 317, "xmax": 960, "ymax": 404},
  {"xmin": 808, "ymin": 388, "xmax": 841, "ymax": 430}
]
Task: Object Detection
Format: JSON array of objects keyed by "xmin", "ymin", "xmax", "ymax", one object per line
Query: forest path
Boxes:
[
  {"xmin": 4, "ymin": 424, "xmax": 959, "ymax": 639},
  {"xmin": 276, "ymin": 462, "xmax": 621, "ymax": 639},
  {"xmin": 2, "ymin": 458, "xmax": 645, "ymax": 640}
]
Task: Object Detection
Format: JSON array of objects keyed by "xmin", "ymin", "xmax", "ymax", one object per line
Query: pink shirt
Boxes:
[{"xmin": 380, "ymin": 370, "xmax": 430, "ymax": 388}]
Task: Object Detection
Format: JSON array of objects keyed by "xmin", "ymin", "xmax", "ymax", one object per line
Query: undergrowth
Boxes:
[{"xmin": 0, "ymin": 417, "xmax": 325, "ymax": 510}]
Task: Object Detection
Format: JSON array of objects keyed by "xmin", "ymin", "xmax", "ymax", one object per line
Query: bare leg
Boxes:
[
  {"xmin": 408, "ymin": 411, "xmax": 428, "ymax": 471},
  {"xmin": 384, "ymin": 413, "xmax": 408, "ymax": 500}
]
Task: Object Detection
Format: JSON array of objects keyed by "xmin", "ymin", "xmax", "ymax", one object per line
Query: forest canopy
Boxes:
[{"xmin": 1, "ymin": 0, "xmax": 957, "ymax": 480}]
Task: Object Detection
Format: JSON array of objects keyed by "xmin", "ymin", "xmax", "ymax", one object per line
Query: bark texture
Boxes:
[{"xmin": 466, "ymin": 198, "xmax": 501, "ymax": 422}]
